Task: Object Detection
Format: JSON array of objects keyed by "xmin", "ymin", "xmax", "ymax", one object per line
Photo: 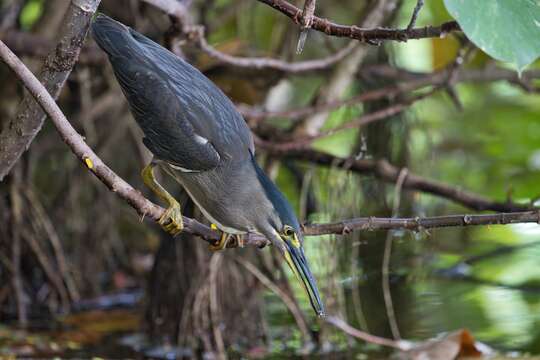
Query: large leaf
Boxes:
[{"xmin": 444, "ymin": 0, "xmax": 540, "ymax": 72}]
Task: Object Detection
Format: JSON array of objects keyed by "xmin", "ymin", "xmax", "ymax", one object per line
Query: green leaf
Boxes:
[
  {"xmin": 19, "ymin": 0, "xmax": 44, "ymax": 30},
  {"xmin": 443, "ymin": 0, "xmax": 540, "ymax": 72}
]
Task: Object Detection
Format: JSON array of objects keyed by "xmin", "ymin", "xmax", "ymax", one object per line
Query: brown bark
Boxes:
[{"xmin": 0, "ymin": 0, "xmax": 100, "ymax": 180}]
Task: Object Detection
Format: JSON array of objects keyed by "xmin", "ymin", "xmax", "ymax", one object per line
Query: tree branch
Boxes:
[
  {"xmin": 291, "ymin": 0, "xmax": 397, "ymax": 137},
  {"xmin": 406, "ymin": 0, "xmax": 424, "ymax": 31},
  {"xmin": 0, "ymin": 0, "xmax": 101, "ymax": 181},
  {"xmin": 1, "ymin": 40, "xmax": 536, "ymax": 250},
  {"xmin": 239, "ymin": 67, "xmax": 540, "ymax": 121},
  {"xmin": 257, "ymin": 91, "xmax": 432, "ymax": 151},
  {"xmin": 196, "ymin": 33, "xmax": 357, "ymax": 73},
  {"xmin": 261, "ymin": 147, "xmax": 530, "ymax": 213},
  {"xmin": 304, "ymin": 211, "xmax": 540, "ymax": 235},
  {"xmin": 142, "ymin": 0, "xmax": 359, "ymax": 73},
  {"xmin": 0, "ymin": 39, "xmax": 235, "ymax": 245},
  {"xmin": 326, "ymin": 316, "xmax": 412, "ymax": 350},
  {"xmin": 296, "ymin": 0, "xmax": 316, "ymax": 54},
  {"xmin": 255, "ymin": 0, "xmax": 460, "ymax": 43}
]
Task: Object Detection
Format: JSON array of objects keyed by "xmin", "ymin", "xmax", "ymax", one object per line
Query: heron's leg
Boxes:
[{"xmin": 141, "ymin": 162, "xmax": 183, "ymax": 236}]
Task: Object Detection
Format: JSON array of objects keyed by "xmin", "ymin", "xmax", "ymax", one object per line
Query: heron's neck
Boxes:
[{"xmin": 250, "ymin": 155, "xmax": 299, "ymax": 231}]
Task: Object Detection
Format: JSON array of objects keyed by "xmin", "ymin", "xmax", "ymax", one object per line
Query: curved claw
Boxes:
[
  {"xmin": 231, "ymin": 234, "xmax": 245, "ymax": 248},
  {"xmin": 209, "ymin": 231, "xmax": 230, "ymax": 251},
  {"xmin": 209, "ymin": 233, "xmax": 244, "ymax": 251},
  {"xmin": 158, "ymin": 200, "xmax": 183, "ymax": 236}
]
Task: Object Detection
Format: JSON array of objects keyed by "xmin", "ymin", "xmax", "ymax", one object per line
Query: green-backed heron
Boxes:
[{"xmin": 92, "ymin": 14, "xmax": 324, "ymax": 316}]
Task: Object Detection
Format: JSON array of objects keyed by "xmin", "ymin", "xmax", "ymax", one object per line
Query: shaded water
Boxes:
[
  {"xmin": 2, "ymin": 224, "xmax": 540, "ymax": 359},
  {"xmin": 355, "ymin": 223, "xmax": 540, "ymax": 357}
]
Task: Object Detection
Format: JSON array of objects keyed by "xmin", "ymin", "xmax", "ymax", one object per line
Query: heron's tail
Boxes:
[{"xmin": 91, "ymin": 14, "xmax": 138, "ymax": 58}]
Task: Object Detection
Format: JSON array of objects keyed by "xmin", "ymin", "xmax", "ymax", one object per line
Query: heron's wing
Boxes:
[
  {"xmin": 92, "ymin": 15, "xmax": 254, "ymax": 170},
  {"xmin": 112, "ymin": 57, "xmax": 221, "ymax": 171},
  {"xmin": 134, "ymin": 31, "xmax": 255, "ymax": 161}
]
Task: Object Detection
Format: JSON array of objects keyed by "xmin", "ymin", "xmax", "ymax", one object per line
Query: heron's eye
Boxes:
[{"xmin": 283, "ymin": 226, "xmax": 295, "ymax": 237}]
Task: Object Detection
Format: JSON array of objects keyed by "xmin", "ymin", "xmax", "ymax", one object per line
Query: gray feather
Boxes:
[{"xmin": 91, "ymin": 14, "xmax": 254, "ymax": 171}]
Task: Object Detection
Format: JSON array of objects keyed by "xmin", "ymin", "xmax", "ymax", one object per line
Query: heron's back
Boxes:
[{"xmin": 91, "ymin": 15, "xmax": 254, "ymax": 169}]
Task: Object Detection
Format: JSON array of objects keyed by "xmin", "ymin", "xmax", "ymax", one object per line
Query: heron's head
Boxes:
[
  {"xmin": 270, "ymin": 220, "xmax": 325, "ymax": 317},
  {"xmin": 253, "ymin": 159, "xmax": 325, "ymax": 317}
]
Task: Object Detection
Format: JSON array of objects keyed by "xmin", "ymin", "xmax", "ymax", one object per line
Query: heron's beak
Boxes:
[{"xmin": 281, "ymin": 234, "xmax": 325, "ymax": 317}]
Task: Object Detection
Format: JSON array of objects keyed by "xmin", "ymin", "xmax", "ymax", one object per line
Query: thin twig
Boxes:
[
  {"xmin": 256, "ymin": 0, "xmax": 460, "ymax": 43},
  {"xmin": 142, "ymin": 0, "xmax": 357, "ymax": 73},
  {"xmin": 197, "ymin": 35, "xmax": 357, "ymax": 73},
  {"xmin": 22, "ymin": 225, "xmax": 70, "ymax": 312},
  {"xmin": 9, "ymin": 175, "xmax": 27, "ymax": 326},
  {"xmin": 435, "ymin": 273, "xmax": 540, "ymax": 293},
  {"xmin": 296, "ymin": 0, "xmax": 316, "ymax": 54},
  {"xmin": 24, "ymin": 187, "xmax": 80, "ymax": 302},
  {"xmin": 208, "ymin": 253, "xmax": 227, "ymax": 360},
  {"xmin": 456, "ymin": 241, "xmax": 540, "ymax": 266},
  {"xmin": 240, "ymin": 67, "xmax": 540, "ymax": 121},
  {"xmin": 237, "ymin": 258, "xmax": 313, "ymax": 343},
  {"xmin": 326, "ymin": 316, "xmax": 412, "ymax": 350},
  {"xmin": 259, "ymin": 91, "xmax": 431, "ymax": 151},
  {"xmin": 292, "ymin": 0, "xmax": 395, "ymax": 137},
  {"xmin": 406, "ymin": 0, "xmax": 424, "ymax": 31},
  {"xmin": 239, "ymin": 82, "xmax": 412, "ymax": 121},
  {"xmin": 0, "ymin": 30, "xmax": 106, "ymax": 65},
  {"xmin": 382, "ymin": 168, "xmax": 408, "ymax": 340}
]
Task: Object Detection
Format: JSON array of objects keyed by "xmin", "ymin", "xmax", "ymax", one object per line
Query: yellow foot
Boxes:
[
  {"xmin": 230, "ymin": 234, "xmax": 245, "ymax": 248},
  {"xmin": 209, "ymin": 231, "xmax": 244, "ymax": 251},
  {"xmin": 209, "ymin": 231, "xmax": 231, "ymax": 251},
  {"xmin": 158, "ymin": 200, "xmax": 183, "ymax": 236}
]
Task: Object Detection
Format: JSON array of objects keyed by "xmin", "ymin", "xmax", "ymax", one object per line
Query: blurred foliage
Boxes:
[
  {"xmin": 19, "ymin": 0, "xmax": 43, "ymax": 30},
  {"xmin": 3, "ymin": 0, "xmax": 540, "ymax": 358}
]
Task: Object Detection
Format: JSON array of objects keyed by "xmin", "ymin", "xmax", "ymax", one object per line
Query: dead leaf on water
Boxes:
[{"xmin": 400, "ymin": 329, "xmax": 488, "ymax": 360}]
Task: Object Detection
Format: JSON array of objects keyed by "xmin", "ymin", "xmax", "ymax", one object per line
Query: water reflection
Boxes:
[{"xmin": 386, "ymin": 226, "xmax": 540, "ymax": 354}]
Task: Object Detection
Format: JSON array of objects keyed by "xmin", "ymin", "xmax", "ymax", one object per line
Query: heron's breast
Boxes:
[{"xmin": 162, "ymin": 163, "xmax": 254, "ymax": 233}]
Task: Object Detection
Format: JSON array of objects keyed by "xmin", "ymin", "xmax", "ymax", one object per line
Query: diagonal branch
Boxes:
[
  {"xmin": 0, "ymin": 0, "xmax": 101, "ymax": 181},
  {"xmin": 257, "ymin": 91, "xmax": 432, "ymax": 151},
  {"xmin": 255, "ymin": 0, "xmax": 460, "ymax": 43},
  {"xmin": 0, "ymin": 39, "xmax": 232, "ymax": 245}
]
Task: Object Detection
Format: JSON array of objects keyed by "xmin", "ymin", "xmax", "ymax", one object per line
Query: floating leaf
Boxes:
[
  {"xmin": 404, "ymin": 329, "xmax": 486, "ymax": 359},
  {"xmin": 444, "ymin": 0, "xmax": 540, "ymax": 72}
]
